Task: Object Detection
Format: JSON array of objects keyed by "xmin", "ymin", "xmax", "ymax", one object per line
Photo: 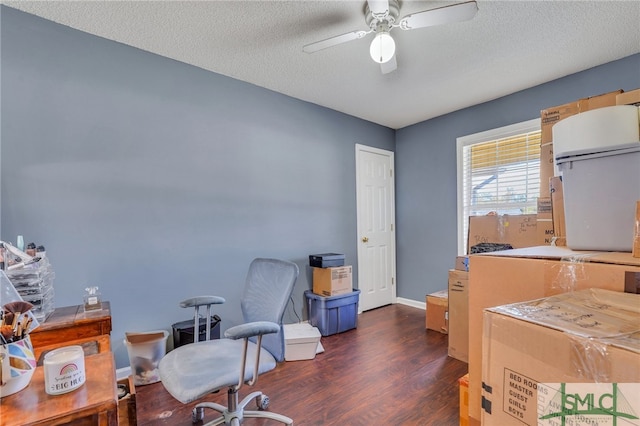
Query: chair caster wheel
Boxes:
[
  {"xmin": 192, "ymin": 407, "xmax": 205, "ymax": 423},
  {"xmin": 256, "ymin": 394, "xmax": 270, "ymax": 410}
]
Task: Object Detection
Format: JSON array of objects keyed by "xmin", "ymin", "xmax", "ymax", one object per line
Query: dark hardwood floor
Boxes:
[{"xmin": 135, "ymin": 304, "xmax": 468, "ymax": 425}]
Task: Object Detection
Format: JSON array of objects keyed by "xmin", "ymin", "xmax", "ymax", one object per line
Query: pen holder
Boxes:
[{"xmin": 0, "ymin": 335, "xmax": 37, "ymax": 398}]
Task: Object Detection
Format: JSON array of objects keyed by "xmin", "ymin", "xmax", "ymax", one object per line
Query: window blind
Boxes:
[{"xmin": 457, "ymin": 120, "xmax": 541, "ymax": 254}]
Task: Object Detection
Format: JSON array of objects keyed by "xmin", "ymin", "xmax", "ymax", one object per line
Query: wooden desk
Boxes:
[
  {"xmin": 0, "ymin": 352, "xmax": 118, "ymax": 426},
  {"xmin": 29, "ymin": 302, "xmax": 112, "ymax": 363}
]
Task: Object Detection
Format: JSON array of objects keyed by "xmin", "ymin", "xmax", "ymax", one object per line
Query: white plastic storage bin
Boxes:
[
  {"xmin": 283, "ymin": 323, "xmax": 321, "ymax": 361},
  {"xmin": 556, "ymin": 143, "xmax": 640, "ymax": 251}
]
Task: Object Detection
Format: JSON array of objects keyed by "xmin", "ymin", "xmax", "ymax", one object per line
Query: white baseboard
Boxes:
[{"xmin": 396, "ymin": 297, "xmax": 426, "ymax": 310}]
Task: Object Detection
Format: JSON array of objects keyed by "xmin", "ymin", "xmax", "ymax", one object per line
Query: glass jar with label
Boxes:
[{"xmin": 83, "ymin": 286, "xmax": 102, "ymax": 311}]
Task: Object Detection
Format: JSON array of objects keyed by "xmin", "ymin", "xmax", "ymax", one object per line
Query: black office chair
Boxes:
[{"xmin": 159, "ymin": 258, "xmax": 299, "ymax": 425}]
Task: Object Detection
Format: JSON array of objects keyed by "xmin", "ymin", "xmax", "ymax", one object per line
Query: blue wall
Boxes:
[
  {"xmin": 0, "ymin": 7, "xmax": 394, "ymax": 367},
  {"xmin": 395, "ymin": 54, "xmax": 640, "ymax": 302}
]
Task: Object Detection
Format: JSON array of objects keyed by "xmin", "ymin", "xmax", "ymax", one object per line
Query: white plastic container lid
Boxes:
[
  {"xmin": 553, "ymin": 105, "xmax": 640, "ymax": 159},
  {"xmin": 555, "ymin": 142, "xmax": 640, "ymax": 164},
  {"xmin": 284, "ymin": 322, "xmax": 321, "ymax": 344}
]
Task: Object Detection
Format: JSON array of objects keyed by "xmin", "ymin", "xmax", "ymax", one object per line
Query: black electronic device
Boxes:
[
  {"xmin": 309, "ymin": 253, "xmax": 345, "ymax": 268},
  {"xmin": 171, "ymin": 315, "xmax": 221, "ymax": 348}
]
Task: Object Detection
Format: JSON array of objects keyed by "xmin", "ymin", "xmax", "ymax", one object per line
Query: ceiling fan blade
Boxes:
[
  {"xmin": 303, "ymin": 30, "xmax": 369, "ymax": 53},
  {"xmin": 398, "ymin": 0, "xmax": 478, "ymax": 31},
  {"xmin": 380, "ymin": 54, "xmax": 397, "ymax": 74},
  {"xmin": 367, "ymin": 0, "xmax": 391, "ymax": 19}
]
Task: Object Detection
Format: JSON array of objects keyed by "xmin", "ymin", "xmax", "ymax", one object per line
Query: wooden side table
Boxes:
[
  {"xmin": 0, "ymin": 351, "xmax": 118, "ymax": 426},
  {"xmin": 29, "ymin": 302, "xmax": 112, "ymax": 364}
]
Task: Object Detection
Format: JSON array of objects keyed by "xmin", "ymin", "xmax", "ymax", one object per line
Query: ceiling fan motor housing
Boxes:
[{"xmin": 365, "ymin": 0, "xmax": 401, "ymax": 31}]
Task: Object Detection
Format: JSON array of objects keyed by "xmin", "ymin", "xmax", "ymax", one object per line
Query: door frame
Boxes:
[{"xmin": 355, "ymin": 143, "xmax": 397, "ymax": 311}]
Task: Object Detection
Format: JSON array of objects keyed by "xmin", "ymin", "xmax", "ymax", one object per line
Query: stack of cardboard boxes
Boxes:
[
  {"xmin": 446, "ymin": 213, "xmax": 542, "ymax": 364},
  {"xmin": 539, "ymin": 88, "xmax": 640, "ymax": 247},
  {"xmin": 306, "ymin": 253, "xmax": 359, "ymax": 337},
  {"xmin": 310, "ymin": 253, "xmax": 352, "ymax": 297},
  {"xmin": 462, "ymin": 87, "xmax": 640, "ymax": 426},
  {"xmin": 467, "ymin": 247, "xmax": 640, "ymax": 425}
]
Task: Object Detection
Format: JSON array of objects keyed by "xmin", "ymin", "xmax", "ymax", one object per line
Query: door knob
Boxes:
[{"xmin": 362, "ymin": 236, "xmax": 369, "ymax": 243}]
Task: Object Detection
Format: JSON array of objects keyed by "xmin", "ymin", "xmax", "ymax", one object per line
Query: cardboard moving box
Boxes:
[
  {"xmin": 459, "ymin": 374, "xmax": 470, "ymax": 426},
  {"xmin": 481, "ymin": 289, "xmax": 640, "ymax": 426},
  {"xmin": 426, "ymin": 290, "xmax": 448, "ymax": 334},
  {"xmin": 467, "ymin": 246, "xmax": 640, "ymax": 423},
  {"xmin": 549, "ymin": 176, "xmax": 566, "ymax": 245},
  {"xmin": 467, "ymin": 214, "xmax": 538, "ymax": 253},
  {"xmin": 617, "ymin": 88, "xmax": 640, "ymax": 106},
  {"xmin": 539, "ymin": 90, "xmax": 622, "ymax": 198},
  {"xmin": 448, "ymin": 269, "xmax": 469, "ymax": 362},
  {"xmin": 312, "ymin": 266, "xmax": 352, "ymax": 296},
  {"xmin": 540, "ymin": 90, "xmax": 622, "ymax": 144}
]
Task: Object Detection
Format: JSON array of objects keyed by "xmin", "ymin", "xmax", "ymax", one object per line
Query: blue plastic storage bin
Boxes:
[{"xmin": 305, "ymin": 289, "xmax": 360, "ymax": 336}]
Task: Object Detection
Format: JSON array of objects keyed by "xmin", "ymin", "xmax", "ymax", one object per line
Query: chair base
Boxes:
[{"xmin": 193, "ymin": 390, "xmax": 293, "ymax": 425}]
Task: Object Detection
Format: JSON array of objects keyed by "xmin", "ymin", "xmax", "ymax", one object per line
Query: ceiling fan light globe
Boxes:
[{"xmin": 369, "ymin": 32, "xmax": 395, "ymax": 64}]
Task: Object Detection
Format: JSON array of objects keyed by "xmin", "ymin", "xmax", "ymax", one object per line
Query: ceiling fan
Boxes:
[{"xmin": 303, "ymin": 0, "xmax": 478, "ymax": 74}]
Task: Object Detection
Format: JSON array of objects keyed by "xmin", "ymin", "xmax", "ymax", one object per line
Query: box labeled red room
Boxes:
[
  {"xmin": 481, "ymin": 289, "xmax": 640, "ymax": 426},
  {"xmin": 467, "ymin": 246, "xmax": 640, "ymax": 422}
]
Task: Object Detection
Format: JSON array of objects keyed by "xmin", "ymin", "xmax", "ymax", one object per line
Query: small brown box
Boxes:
[
  {"xmin": 312, "ymin": 266, "xmax": 352, "ymax": 297},
  {"xmin": 118, "ymin": 375, "xmax": 137, "ymax": 426},
  {"xmin": 426, "ymin": 290, "xmax": 448, "ymax": 334}
]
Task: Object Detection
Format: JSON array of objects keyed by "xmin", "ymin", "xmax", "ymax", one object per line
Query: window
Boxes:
[{"xmin": 456, "ymin": 119, "xmax": 541, "ymax": 254}]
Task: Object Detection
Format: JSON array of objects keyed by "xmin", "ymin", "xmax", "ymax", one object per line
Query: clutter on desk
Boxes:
[
  {"xmin": 1, "ymin": 239, "xmax": 55, "ymax": 322},
  {"xmin": 0, "ymin": 270, "xmax": 40, "ymax": 398}
]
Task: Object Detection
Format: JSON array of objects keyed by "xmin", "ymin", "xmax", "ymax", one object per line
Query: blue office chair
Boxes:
[{"xmin": 159, "ymin": 258, "xmax": 299, "ymax": 425}]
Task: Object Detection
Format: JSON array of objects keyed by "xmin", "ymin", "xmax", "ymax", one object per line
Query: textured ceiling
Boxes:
[{"xmin": 3, "ymin": 0, "xmax": 640, "ymax": 129}]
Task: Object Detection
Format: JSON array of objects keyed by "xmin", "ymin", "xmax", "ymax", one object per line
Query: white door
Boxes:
[{"xmin": 355, "ymin": 144, "xmax": 396, "ymax": 311}]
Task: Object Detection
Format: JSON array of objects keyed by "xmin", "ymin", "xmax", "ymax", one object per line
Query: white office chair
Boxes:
[{"xmin": 159, "ymin": 258, "xmax": 298, "ymax": 425}]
